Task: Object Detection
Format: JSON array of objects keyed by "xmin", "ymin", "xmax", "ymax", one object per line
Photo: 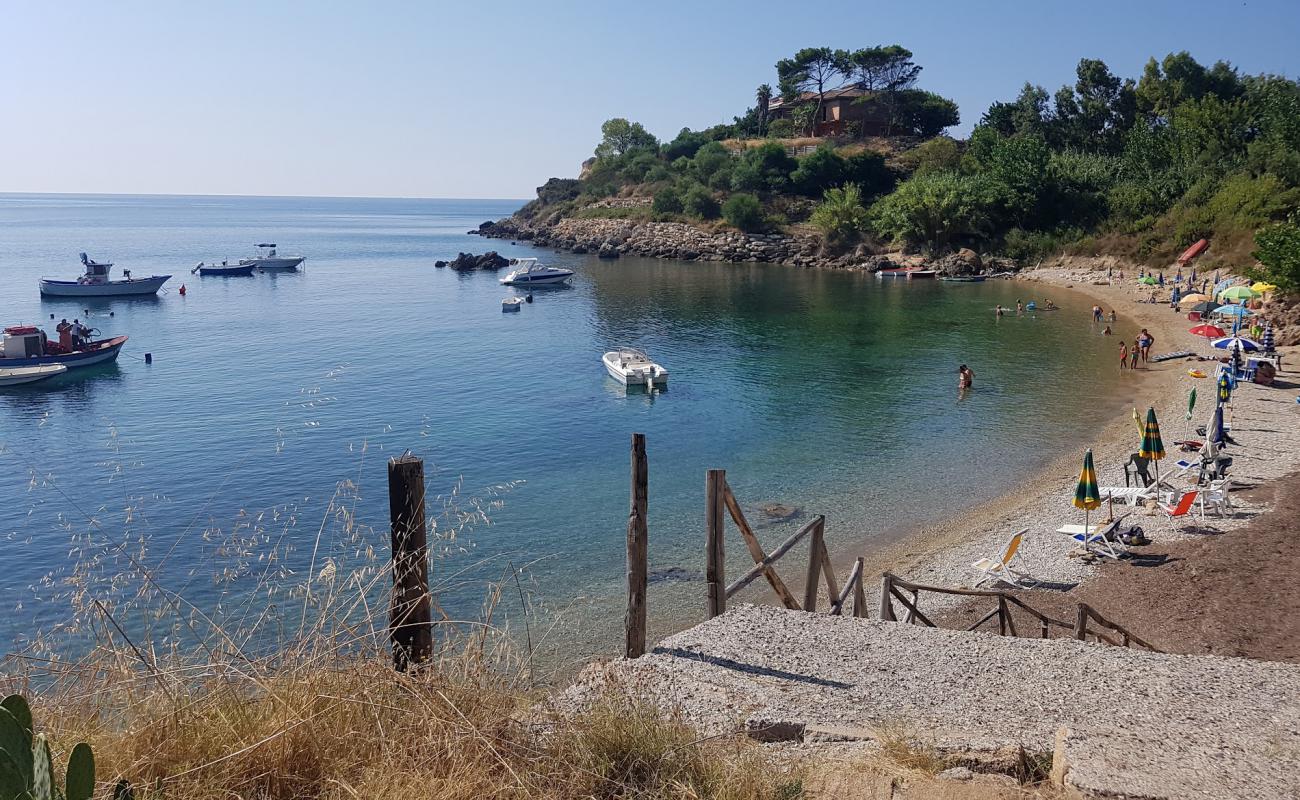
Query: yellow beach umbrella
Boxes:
[
  {"xmin": 1251, "ymin": 281, "xmax": 1278, "ymax": 294},
  {"xmin": 1073, "ymin": 449, "xmax": 1102, "ymax": 534}
]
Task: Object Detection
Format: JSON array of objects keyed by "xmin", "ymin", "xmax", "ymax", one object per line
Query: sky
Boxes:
[{"xmin": 2, "ymin": 0, "xmax": 1298, "ymax": 200}]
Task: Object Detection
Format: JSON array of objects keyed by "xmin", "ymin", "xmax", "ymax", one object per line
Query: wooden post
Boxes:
[
  {"xmin": 879, "ymin": 574, "xmax": 897, "ymax": 621},
  {"xmin": 705, "ymin": 469, "xmax": 727, "ymax": 618},
  {"xmin": 625, "ymin": 434, "xmax": 648, "ymax": 659},
  {"xmin": 804, "ymin": 519, "xmax": 823, "ymax": 612},
  {"xmin": 852, "ymin": 557, "xmax": 868, "ymax": 618},
  {"xmin": 388, "ymin": 452, "xmax": 433, "ymax": 672},
  {"xmin": 998, "ymin": 596, "xmax": 1008, "ymax": 636},
  {"xmin": 1074, "ymin": 603, "xmax": 1089, "ymax": 641}
]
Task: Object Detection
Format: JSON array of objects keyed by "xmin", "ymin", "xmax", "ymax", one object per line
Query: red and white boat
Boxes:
[{"xmin": 0, "ymin": 325, "xmax": 128, "ymax": 369}]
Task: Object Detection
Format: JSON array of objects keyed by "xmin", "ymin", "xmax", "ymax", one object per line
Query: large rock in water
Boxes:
[{"xmin": 438, "ymin": 251, "xmax": 510, "ymax": 271}]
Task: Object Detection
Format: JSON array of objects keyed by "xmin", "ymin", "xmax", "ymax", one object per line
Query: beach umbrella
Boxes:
[
  {"xmin": 1187, "ymin": 387, "xmax": 1197, "ymax": 420},
  {"xmin": 1262, "ymin": 323, "xmax": 1275, "ymax": 352},
  {"xmin": 1189, "ymin": 301, "xmax": 1218, "ymax": 314},
  {"xmin": 1217, "ymin": 369, "xmax": 1232, "ymax": 404},
  {"xmin": 1140, "ymin": 407, "xmax": 1166, "ymax": 487},
  {"xmin": 1210, "ymin": 336, "xmax": 1261, "ymax": 352},
  {"xmin": 1213, "ymin": 304, "xmax": 1254, "ymax": 318},
  {"xmin": 1251, "ymin": 281, "xmax": 1278, "ymax": 294},
  {"xmin": 1189, "ymin": 323, "xmax": 1225, "ymax": 339},
  {"xmin": 1219, "ymin": 285, "xmax": 1260, "ymax": 302},
  {"xmin": 1073, "ymin": 449, "xmax": 1102, "ymax": 533},
  {"xmin": 1138, "ymin": 276, "xmax": 1158, "ymax": 285},
  {"xmin": 1208, "ymin": 402, "xmax": 1226, "ymax": 447},
  {"xmin": 1180, "ymin": 293, "xmax": 1211, "ymax": 304}
]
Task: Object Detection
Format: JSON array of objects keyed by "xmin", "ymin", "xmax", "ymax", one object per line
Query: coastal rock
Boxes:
[
  {"xmin": 597, "ymin": 242, "xmax": 620, "ymax": 259},
  {"xmin": 760, "ymin": 503, "xmax": 801, "ymax": 522},
  {"xmin": 444, "ymin": 251, "xmax": 510, "ymax": 271}
]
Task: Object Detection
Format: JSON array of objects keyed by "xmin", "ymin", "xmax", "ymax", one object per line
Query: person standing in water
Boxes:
[
  {"xmin": 1119, "ymin": 341, "xmax": 1129, "ymax": 369},
  {"xmin": 958, "ymin": 365, "xmax": 974, "ymax": 390},
  {"xmin": 995, "ymin": 305, "xmax": 1004, "ymax": 318}
]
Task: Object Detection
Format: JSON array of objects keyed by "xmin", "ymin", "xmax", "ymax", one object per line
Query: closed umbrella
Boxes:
[
  {"xmin": 1217, "ymin": 370, "xmax": 1232, "ymax": 404},
  {"xmin": 1219, "ymin": 285, "xmax": 1260, "ymax": 302},
  {"xmin": 1187, "ymin": 386, "xmax": 1197, "ymax": 420},
  {"xmin": 1262, "ymin": 323, "xmax": 1275, "ymax": 352},
  {"xmin": 1073, "ymin": 449, "xmax": 1102, "ymax": 534},
  {"xmin": 1208, "ymin": 402, "xmax": 1226, "ymax": 447},
  {"xmin": 1140, "ymin": 407, "xmax": 1166, "ymax": 487}
]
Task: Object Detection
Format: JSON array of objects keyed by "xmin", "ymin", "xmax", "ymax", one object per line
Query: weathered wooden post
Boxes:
[
  {"xmin": 388, "ymin": 452, "xmax": 433, "ymax": 672},
  {"xmin": 1074, "ymin": 603, "xmax": 1089, "ymax": 642},
  {"xmin": 803, "ymin": 519, "xmax": 824, "ymax": 612},
  {"xmin": 852, "ymin": 557, "xmax": 868, "ymax": 618},
  {"xmin": 879, "ymin": 573, "xmax": 897, "ymax": 622},
  {"xmin": 625, "ymin": 434, "xmax": 649, "ymax": 658},
  {"xmin": 705, "ymin": 469, "xmax": 727, "ymax": 618}
]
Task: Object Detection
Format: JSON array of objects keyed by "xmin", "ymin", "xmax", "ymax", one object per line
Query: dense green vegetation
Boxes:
[{"xmin": 516, "ymin": 48, "xmax": 1300, "ymax": 284}]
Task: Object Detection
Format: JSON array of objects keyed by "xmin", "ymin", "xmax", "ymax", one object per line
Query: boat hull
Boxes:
[
  {"xmin": 501, "ymin": 274, "xmax": 572, "ymax": 286},
  {"xmin": 0, "ymin": 364, "xmax": 68, "ymax": 386},
  {"xmin": 0, "ymin": 336, "xmax": 127, "ymax": 369},
  {"xmin": 39, "ymin": 276, "xmax": 171, "ymax": 297},
  {"xmin": 244, "ymin": 257, "xmax": 305, "ymax": 271},
  {"xmin": 603, "ymin": 353, "xmax": 668, "ymax": 386},
  {"xmin": 199, "ymin": 264, "xmax": 257, "ymax": 277}
]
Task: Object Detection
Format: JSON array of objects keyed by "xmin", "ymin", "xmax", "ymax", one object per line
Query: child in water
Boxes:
[
  {"xmin": 1130, "ymin": 339, "xmax": 1141, "ymax": 368},
  {"xmin": 1119, "ymin": 342, "xmax": 1129, "ymax": 369}
]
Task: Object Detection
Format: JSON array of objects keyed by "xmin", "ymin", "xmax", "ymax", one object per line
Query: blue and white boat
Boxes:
[
  {"xmin": 239, "ymin": 243, "xmax": 305, "ymax": 272},
  {"xmin": 193, "ymin": 261, "xmax": 257, "ymax": 277},
  {"xmin": 39, "ymin": 253, "xmax": 170, "ymax": 297},
  {"xmin": 500, "ymin": 258, "xmax": 573, "ymax": 286},
  {"xmin": 0, "ymin": 325, "xmax": 128, "ymax": 369}
]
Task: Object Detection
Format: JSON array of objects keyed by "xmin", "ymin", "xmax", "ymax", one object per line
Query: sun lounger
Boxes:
[
  {"xmin": 1159, "ymin": 490, "xmax": 1199, "ymax": 521},
  {"xmin": 1099, "ymin": 486, "xmax": 1157, "ymax": 506},
  {"xmin": 971, "ymin": 528, "xmax": 1034, "ymax": 588},
  {"xmin": 1056, "ymin": 514, "xmax": 1130, "ymax": 559}
]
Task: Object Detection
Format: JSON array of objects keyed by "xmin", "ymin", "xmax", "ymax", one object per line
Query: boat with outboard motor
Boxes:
[
  {"xmin": 603, "ymin": 348, "xmax": 668, "ymax": 387},
  {"xmin": 39, "ymin": 253, "xmax": 171, "ymax": 297},
  {"xmin": 500, "ymin": 258, "xmax": 574, "ymax": 287},
  {"xmin": 0, "ymin": 364, "xmax": 68, "ymax": 387},
  {"xmin": 0, "ymin": 325, "xmax": 128, "ymax": 369},
  {"xmin": 193, "ymin": 260, "xmax": 257, "ymax": 277},
  {"xmin": 239, "ymin": 244, "xmax": 305, "ymax": 272}
]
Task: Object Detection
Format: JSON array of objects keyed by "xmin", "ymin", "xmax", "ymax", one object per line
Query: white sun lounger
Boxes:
[
  {"xmin": 1056, "ymin": 514, "xmax": 1130, "ymax": 559},
  {"xmin": 1098, "ymin": 486, "xmax": 1157, "ymax": 506}
]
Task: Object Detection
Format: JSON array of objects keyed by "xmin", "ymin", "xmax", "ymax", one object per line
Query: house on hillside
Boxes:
[{"xmin": 767, "ymin": 87, "xmax": 891, "ymax": 137}]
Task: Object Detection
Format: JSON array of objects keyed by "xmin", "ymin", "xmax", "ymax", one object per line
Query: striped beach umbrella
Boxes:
[
  {"xmin": 1210, "ymin": 336, "xmax": 1261, "ymax": 352},
  {"xmin": 1208, "ymin": 402, "xmax": 1226, "ymax": 448},
  {"xmin": 1262, "ymin": 323, "xmax": 1275, "ymax": 352},
  {"xmin": 1217, "ymin": 369, "xmax": 1232, "ymax": 404},
  {"xmin": 1073, "ymin": 449, "xmax": 1102, "ymax": 533},
  {"xmin": 1140, "ymin": 407, "xmax": 1166, "ymax": 486}
]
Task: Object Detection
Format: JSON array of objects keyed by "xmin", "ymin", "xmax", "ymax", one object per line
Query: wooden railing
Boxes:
[
  {"xmin": 880, "ymin": 573, "xmax": 1160, "ymax": 652},
  {"xmin": 706, "ymin": 469, "xmax": 866, "ymax": 620}
]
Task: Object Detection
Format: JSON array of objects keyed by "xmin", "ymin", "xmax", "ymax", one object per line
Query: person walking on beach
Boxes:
[
  {"xmin": 958, "ymin": 365, "xmax": 974, "ymax": 390},
  {"xmin": 1130, "ymin": 338, "xmax": 1141, "ymax": 369},
  {"xmin": 1139, "ymin": 328, "xmax": 1154, "ymax": 362},
  {"xmin": 1120, "ymin": 341, "xmax": 1129, "ymax": 369}
]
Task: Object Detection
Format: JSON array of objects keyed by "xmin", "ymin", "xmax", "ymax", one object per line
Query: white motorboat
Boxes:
[
  {"xmin": 499, "ymin": 258, "xmax": 573, "ymax": 286},
  {"xmin": 502, "ymin": 297, "xmax": 523, "ymax": 312},
  {"xmin": 603, "ymin": 348, "xmax": 668, "ymax": 387},
  {"xmin": 0, "ymin": 364, "xmax": 68, "ymax": 387},
  {"xmin": 239, "ymin": 243, "xmax": 305, "ymax": 272},
  {"xmin": 39, "ymin": 253, "xmax": 171, "ymax": 297}
]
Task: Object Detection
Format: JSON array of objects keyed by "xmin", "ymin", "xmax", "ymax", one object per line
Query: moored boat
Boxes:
[
  {"xmin": 0, "ymin": 325, "xmax": 128, "ymax": 369},
  {"xmin": 39, "ymin": 253, "xmax": 171, "ymax": 297},
  {"xmin": 907, "ymin": 270, "xmax": 937, "ymax": 280},
  {"xmin": 603, "ymin": 348, "xmax": 668, "ymax": 387},
  {"xmin": 939, "ymin": 275, "xmax": 987, "ymax": 283},
  {"xmin": 0, "ymin": 364, "xmax": 68, "ymax": 387},
  {"xmin": 500, "ymin": 258, "xmax": 574, "ymax": 286},
  {"xmin": 502, "ymin": 297, "xmax": 523, "ymax": 312},
  {"xmin": 193, "ymin": 261, "xmax": 257, "ymax": 277},
  {"xmin": 239, "ymin": 243, "xmax": 305, "ymax": 272}
]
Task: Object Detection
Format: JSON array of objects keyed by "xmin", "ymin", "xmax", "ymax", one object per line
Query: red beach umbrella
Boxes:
[{"xmin": 1189, "ymin": 324, "xmax": 1226, "ymax": 338}]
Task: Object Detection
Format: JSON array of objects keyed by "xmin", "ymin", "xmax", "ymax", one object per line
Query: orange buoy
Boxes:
[{"xmin": 179, "ymin": 284, "xmax": 187, "ymax": 296}]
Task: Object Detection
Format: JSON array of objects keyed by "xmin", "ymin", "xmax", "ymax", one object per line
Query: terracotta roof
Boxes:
[{"xmin": 768, "ymin": 87, "xmax": 878, "ymax": 109}]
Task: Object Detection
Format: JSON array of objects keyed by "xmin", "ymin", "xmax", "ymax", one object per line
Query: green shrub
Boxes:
[
  {"xmin": 810, "ymin": 183, "xmax": 871, "ymax": 251},
  {"xmin": 766, "ymin": 119, "xmax": 796, "ymax": 138},
  {"xmin": 682, "ymin": 186, "xmax": 721, "ymax": 220},
  {"xmin": 791, "ymin": 147, "xmax": 847, "ymax": 197},
  {"xmin": 722, "ymin": 193, "xmax": 765, "ymax": 231},
  {"xmin": 1252, "ymin": 217, "xmax": 1300, "ymax": 291},
  {"xmin": 870, "ymin": 171, "xmax": 1000, "ymax": 250},
  {"xmin": 651, "ymin": 187, "xmax": 683, "ymax": 214},
  {"xmin": 898, "ymin": 137, "xmax": 961, "ymax": 176}
]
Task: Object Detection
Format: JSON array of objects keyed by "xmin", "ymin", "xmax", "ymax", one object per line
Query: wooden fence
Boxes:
[
  {"xmin": 879, "ymin": 572, "xmax": 1161, "ymax": 652},
  {"xmin": 705, "ymin": 469, "xmax": 866, "ymax": 620}
]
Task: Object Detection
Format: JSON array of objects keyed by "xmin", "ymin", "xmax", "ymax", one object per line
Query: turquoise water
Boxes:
[{"xmin": 0, "ymin": 194, "xmax": 1135, "ymax": 665}]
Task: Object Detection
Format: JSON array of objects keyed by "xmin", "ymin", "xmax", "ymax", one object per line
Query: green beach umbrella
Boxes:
[
  {"xmin": 1073, "ymin": 449, "xmax": 1102, "ymax": 534},
  {"xmin": 1139, "ymin": 407, "xmax": 1166, "ymax": 486},
  {"xmin": 1187, "ymin": 387, "xmax": 1197, "ymax": 420},
  {"xmin": 1139, "ymin": 276, "xmax": 1158, "ymax": 285},
  {"xmin": 1219, "ymin": 285, "xmax": 1259, "ymax": 302}
]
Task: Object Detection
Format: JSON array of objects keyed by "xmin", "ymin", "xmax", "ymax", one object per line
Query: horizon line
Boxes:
[{"xmin": 0, "ymin": 190, "xmax": 532, "ymax": 202}]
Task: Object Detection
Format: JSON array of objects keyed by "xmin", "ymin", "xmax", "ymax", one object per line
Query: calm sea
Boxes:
[{"xmin": 0, "ymin": 194, "xmax": 1133, "ymax": 666}]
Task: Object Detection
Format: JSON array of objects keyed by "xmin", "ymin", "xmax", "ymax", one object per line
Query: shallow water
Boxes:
[{"xmin": 0, "ymin": 194, "xmax": 1135, "ymax": 663}]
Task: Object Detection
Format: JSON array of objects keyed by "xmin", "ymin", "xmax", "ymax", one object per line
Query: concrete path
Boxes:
[{"xmin": 567, "ymin": 605, "xmax": 1300, "ymax": 799}]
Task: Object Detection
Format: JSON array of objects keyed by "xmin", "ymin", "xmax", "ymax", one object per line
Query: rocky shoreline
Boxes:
[{"xmin": 474, "ymin": 212, "xmax": 1017, "ymax": 275}]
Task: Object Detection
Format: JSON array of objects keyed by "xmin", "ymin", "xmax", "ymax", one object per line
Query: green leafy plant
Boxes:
[
  {"xmin": 722, "ymin": 193, "xmax": 765, "ymax": 232},
  {"xmin": 0, "ymin": 695, "xmax": 97, "ymax": 800},
  {"xmin": 1252, "ymin": 217, "xmax": 1300, "ymax": 292},
  {"xmin": 810, "ymin": 183, "xmax": 870, "ymax": 251}
]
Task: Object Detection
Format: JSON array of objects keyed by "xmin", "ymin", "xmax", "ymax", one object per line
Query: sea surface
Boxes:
[{"xmin": 0, "ymin": 194, "xmax": 1136, "ymax": 667}]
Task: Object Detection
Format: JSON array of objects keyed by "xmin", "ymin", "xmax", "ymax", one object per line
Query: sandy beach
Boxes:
[{"xmin": 847, "ymin": 260, "xmax": 1300, "ymax": 622}]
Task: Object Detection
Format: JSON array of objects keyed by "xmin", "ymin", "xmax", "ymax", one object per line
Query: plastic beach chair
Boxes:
[
  {"xmin": 1159, "ymin": 490, "xmax": 1199, "ymax": 521},
  {"xmin": 1198, "ymin": 480, "xmax": 1232, "ymax": 517},
  {"xmin": 1098, "ymin": 486, "xmax": 1157, "ymax": 507},
  {"xmin": 1056, "ymin": 515, "xmax": 1130, "ymax": 560},
  {"xmin": 971, "ymin": 529, "xmax": 1034, "ymax": 588}
]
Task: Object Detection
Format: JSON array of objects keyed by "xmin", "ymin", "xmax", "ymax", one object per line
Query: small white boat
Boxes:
[
  {"xmin": 603, "ymin": 348, "xmax": 668, "ymax": 387},
  {"xmin": 0, "ymin": 364, "xmax": 68, "ymax": 386},
  {"xmin": 39, "ymin": 253, "xmax": 171, "ymax": 297},
  {"xmin": 502, "ymin": 297, "xmax": 523, "ymax": 312},
  {"xmin": 239, "ymin": 243, "xmax": 305, "ymax": 272},
  {"xmin": 500, "ymin": 258, "xmax": 574, "ymax": 286}
]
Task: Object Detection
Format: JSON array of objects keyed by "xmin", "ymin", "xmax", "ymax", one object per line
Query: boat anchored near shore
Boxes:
[
  {"xmin": 603, "ymin": 348, "xmax": 668, "ymax": 388},
  {"xmin": 1, "ymin": 325, "xmax": 128, "ymax": 369},
  {"xmin": 39, "ymin": 253, "xmax": 170, "ymax": 297},
  {"xmin": 239, "ymin": 243, "xmax": 305, "ymax": 272},
  {"xmin": 500, "ymin": 258, "xmax": 574, "ymax": 286}
]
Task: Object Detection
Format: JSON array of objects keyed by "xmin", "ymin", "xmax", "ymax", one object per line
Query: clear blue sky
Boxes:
[{"xmin": 3, "ymin": 0, "xmax": 1297, "ymax": 199}]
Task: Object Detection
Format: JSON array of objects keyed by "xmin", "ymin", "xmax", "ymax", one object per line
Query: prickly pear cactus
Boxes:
[
  {"xmin": 30, "ymin": 734, "xmax": 54, "ymax": 800},
  {"xmin": 0, "ymin": 694, "xmax": 99, "ymax": 800},
  {"xmin": 65, "ymin": 743, "xmax": 95, "ymax": 800}
]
